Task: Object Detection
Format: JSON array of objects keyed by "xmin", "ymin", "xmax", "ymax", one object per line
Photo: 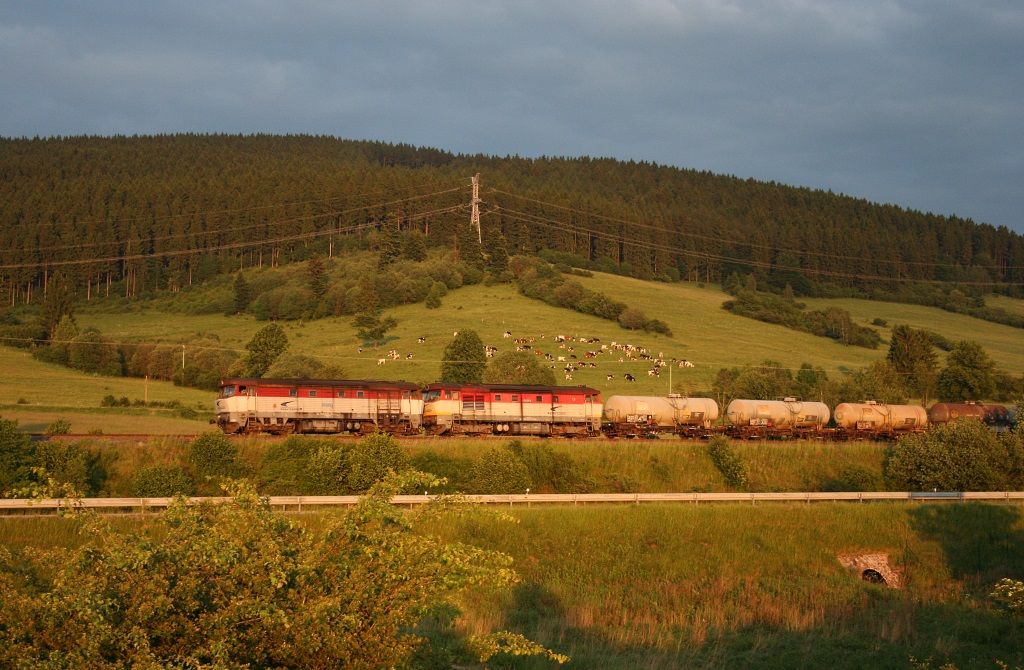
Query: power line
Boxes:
[
  {"xmin": 488, "ymin": 206, "xmax": 1022, "ymax": 287},
  {"xmin": 20, "ymin": 179, "xmax": 468, "ymax": 232},
  {"xmin": 0, "ymin": 204, "xmax": 467, "ymax": 270},
  {"xmin": 8, "ymin": 186, "xmax": 467, "ymax": 255},
  {"xmin": 487, "ymin": 187, "xmax": 1024, "ymax": 271}
]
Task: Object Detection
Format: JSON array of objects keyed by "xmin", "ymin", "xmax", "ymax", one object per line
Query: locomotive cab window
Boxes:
[
  {"xmin": 402, "ymin": 391, "xmax": 410, "ymax": 399},
  {"xmin": 221, "ymin": 386, "xmax": 235, "ymax": 398},
  {"xmin": 553, "ymin": 395, "xmax": 559, "ymax": 403},
  {"xmin": 289, "ymin": 388, "xmax": 297, "ymax": 397}
]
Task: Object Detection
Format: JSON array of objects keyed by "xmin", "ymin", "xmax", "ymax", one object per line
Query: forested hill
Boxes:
[{"xmin": 1, "ymin": 134, "xmax": 1021, "ymax": 305}]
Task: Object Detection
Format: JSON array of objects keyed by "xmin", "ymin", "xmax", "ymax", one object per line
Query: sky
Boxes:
[{"xmin": 1, "ymin": 1, "xmax": 1022, "ymax": 233}]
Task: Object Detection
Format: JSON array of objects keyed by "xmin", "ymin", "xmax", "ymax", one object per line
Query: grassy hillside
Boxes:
[
  {"xmin": 3, "ymin": 503, "xmax": 1022, "ymax": 668},
  {"xmin": 72, "ymin": 270, "xmax": 1024, "ymax": 394},
  {"xmin": 4, "ymin": 267, "xmax": 1021, "ymax": 435},
  {"xmin": 0, "ymin": 346, "xmax": 212, "ymax": 434},
  {"xmin": 801, "ymin": 295, "xmax": 1024, "ymax": 373}
]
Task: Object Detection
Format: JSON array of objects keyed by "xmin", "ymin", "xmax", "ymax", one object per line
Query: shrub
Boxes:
[
  {"xmin": 258, "ymin": 436, "xmax": 327, "ymax": 494},
  {"xmin": 507, "ymin": 441, "xmax": 591, "ymax": 493},
  {"xmin": 884, "ymin": 420, "xmax": 1011, "ymax": 491},
  {"xmin": 821, "ymin": 465, "xmax": 883, "ymax": 492},
  {"xmin": 347, "ymin": 432, "xmax": 408, "ymax": 492},
  {"xmin": 305, "ymin": 444, "xmax": 352, "ymax": 495},
  {"xmin": 44, "ymin": 418, "xmax": 72, "ymax": 436},
  {"xmin": 35, "ymin": 441, "xmax": 104, "ymax": 495},
  {"xmin": 132, "ymin": 465, "xmax": 196, "ymax": 497},
  {"xmin": 706, "ymin": 437, "xmax": 747, "ymax": 490},
  {"xmin": 617, "ymin": 307, "xmax": 648, "ymax": 330},
  {"xmin": 0, "ymin": 418, "xmax": 35, "ymax": 493},
  {"xmin": 408, "ymin": 452, "xmax": 474, "ymax": 493},
  {"xmin": 187, "ymin": 432, "xmax": 239, "ymax": 481},
  {"xmin": 471, "ymin": 446, "xmax": 531, "ymax": 494}
]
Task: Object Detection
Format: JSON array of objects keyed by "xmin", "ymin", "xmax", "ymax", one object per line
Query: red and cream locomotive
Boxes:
[
  {"xmin": 421, "ymin": 383, "xmax": 603, "ymax": 436},
  {"xmin": 215, "ymin": 377, "xmax": 423, "ymax": 435}
]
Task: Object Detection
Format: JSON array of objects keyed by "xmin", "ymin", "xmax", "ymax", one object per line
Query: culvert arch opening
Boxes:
[{"xmin": 861, "ymin": 569, "xmax": 886, "ymax": 584}]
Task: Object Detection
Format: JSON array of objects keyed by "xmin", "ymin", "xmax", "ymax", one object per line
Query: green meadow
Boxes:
[{"xmin": 4, "ymin": 269, "xmax": 1022, "ymax": 434}]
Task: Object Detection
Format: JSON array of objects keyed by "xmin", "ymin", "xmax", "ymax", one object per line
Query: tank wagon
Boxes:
[
  {"xmin": 833, "ymin": 401, "xmax": 927, "ymax": 438},
  {"xmin": 603, "ymin": 395, "xmax": 718, "ymax": 437},
  {"xmin": 726, "ymin": 398, "xmax": 830, "ymax": 438},
  {"xmin": 928, "ymin": 402, "xmax": 1014, "ymax": 429},
  {"xmin": 216, "ymin": 377, "xmax": 422, "ymax": 435},
  {"xmin": 421, "ymin": 382, "xmax": 602, "ymax": 436}
]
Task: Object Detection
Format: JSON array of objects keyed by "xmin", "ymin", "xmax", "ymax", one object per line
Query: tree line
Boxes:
[{"xmin": 2, "ymin": 135, "xmax": 1022, "ymax": 317}]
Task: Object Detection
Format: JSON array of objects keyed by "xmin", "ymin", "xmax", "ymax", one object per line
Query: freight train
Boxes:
[{"xmin": 215, "ymin": 377, "xmax": 1016, "ymax": 439}]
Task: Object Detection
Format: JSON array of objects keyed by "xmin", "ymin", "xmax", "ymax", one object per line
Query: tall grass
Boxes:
[
  {"xmin": 9, "ymin": 435, "xmax": 891, "ymax": 496},
  {"xmin": 3, "ymin": 503, "xmax": 1022, "ymax": 668}
]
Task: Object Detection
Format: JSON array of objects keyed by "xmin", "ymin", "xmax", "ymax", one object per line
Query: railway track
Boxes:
[{"xmin": 1, "ymin": 491, "xmax": 1022, "ymax": 515}]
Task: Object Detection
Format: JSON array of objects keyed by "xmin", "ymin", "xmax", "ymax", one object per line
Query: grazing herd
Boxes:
[{"xmin": 371, "ymin": 329, "xmax": 694, "ymax": 383}]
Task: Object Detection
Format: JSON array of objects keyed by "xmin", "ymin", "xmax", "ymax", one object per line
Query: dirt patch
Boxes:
[{"xmin": 837, "ymin": 551, "xmax": 902, "ymax": 588}]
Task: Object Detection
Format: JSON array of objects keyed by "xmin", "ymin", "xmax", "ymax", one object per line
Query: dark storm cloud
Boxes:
[{"xmin": 1, "ymin": 1, "xmax": 1021, "ymax": 231}]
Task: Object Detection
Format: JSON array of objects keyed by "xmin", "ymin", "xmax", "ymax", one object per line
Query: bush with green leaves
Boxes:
[
  {"xmin": 0, "ymin": 478, "xmax": 565, "ymax": 668},
  {"xmin": 507, "ymin": 441, "xmax": 591, "ymax": 493},
  {"xmin": 305, "ymin": 443, "xmax": 352, "ymax": 495},
  {"xmin": 0, "ymin": 418, "xmax": 35, "ymax": 495},
  {"xmin": 706, "ymin": 437, "xmax": 748, "ymax": 490},
  {"xmin": 347, "ymin": 432, "xmax": 409, "ymax": 492},
  {"xmin": 883, "ymin": 420, "xmax": 1019, "ymax": 491},
  {"xmin": 44, "ymin": 418, "xmax": 72, "ymax": 436},
  {"xmin": 34, "ymin": 441, "xmax": 104, "ymax": 496},
  {"xmin": 131, "ymin": 465, "xmax": 196, "ymax": 497},
  {"xmin": 471, "ymin": 446, "xmax": 532, "ymax": 494},
  {"xmin": 187, "ymin": 432, "xmax": 239, "ymax": 482}
]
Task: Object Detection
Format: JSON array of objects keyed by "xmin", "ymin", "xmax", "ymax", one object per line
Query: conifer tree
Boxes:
[
  {"xmin": 484, "ymin": 232, "xmax": 509, "ymax": 274},
  {"xmin": 377, "ymin": 226, "xmax": 402, "ymax": 269},
  {"xmin": 232, "ymin": 273, "xmax": 252, "ymax": 314},
  {"xmin": 307, "ymin": 255, "xmax": 328, "ymax": 299}
]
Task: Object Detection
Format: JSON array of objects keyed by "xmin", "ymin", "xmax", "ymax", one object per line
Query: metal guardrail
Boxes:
[{"xmin": 1, "ymin": 491, "xmax": 1023, "ymax": 514}]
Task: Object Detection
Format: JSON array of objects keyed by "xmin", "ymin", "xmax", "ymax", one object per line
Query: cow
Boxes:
[
  {"xmin": 503, "ymin": 331, "xmax": 512, "ymax": 338},
  {"xmin": 624, "ymin": 373, "xmax": 636, "ymax": 382},
  {"xmin": 417, "ymin": 336, "xmax": 426, "ymax": 344},
  {"xmin": 606, "ymin": 374, "xmax": 614, "ymax": 381},
  {"xmin": 377, "ymin": 359, "xmax": 386, "ymax": 366}
]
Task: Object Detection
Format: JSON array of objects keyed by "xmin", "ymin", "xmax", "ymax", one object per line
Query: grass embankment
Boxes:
[
  {"xmin": 0, "ymin": 346, "xmax": 213, "ymax": 434},
  {"xmin": 35, "ymin": 435, "xmax": 886, "ymax": 496},
  {"xmin": 2, "ymin": 502, "xmax": 1022, "ymax": 668}
]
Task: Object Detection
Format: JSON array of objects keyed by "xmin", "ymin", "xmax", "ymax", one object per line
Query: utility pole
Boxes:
[{"xmin": 470, "ymin": 173, "xmax": 482, "ymax": 244}]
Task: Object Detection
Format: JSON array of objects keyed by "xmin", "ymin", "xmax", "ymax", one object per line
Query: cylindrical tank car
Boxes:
[
  {"xmin": 834, "ymin": 401, "xmax": 927, "ymax": 437},
  {"xmin": 726, "ymin": 398, "xmax": 830, "ymax": 437},
  {"xmin": 928, "ymin": 402, "xmax": 1013, "ymax": 428},
  {"xmin": 602, "ymin": 395, "xmax": 718, "ymax": 437}
]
